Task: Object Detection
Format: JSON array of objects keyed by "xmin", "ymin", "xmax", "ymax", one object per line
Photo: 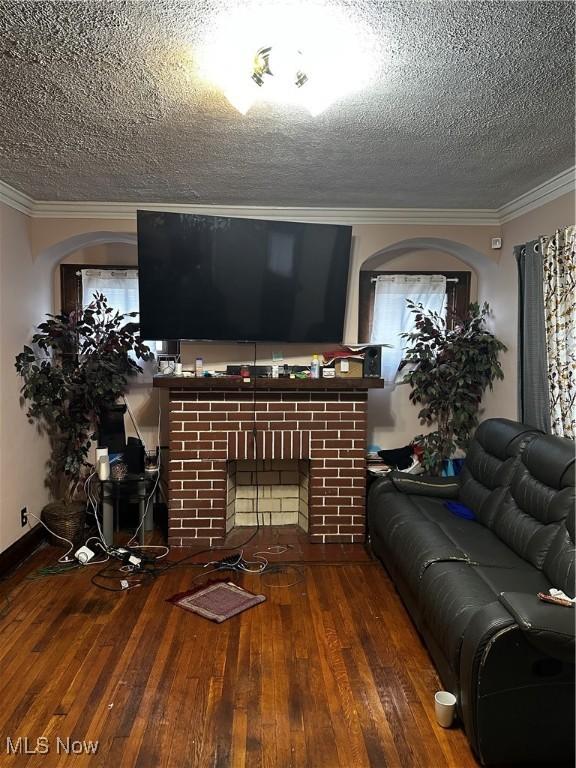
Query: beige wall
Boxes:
[
  {"xmin": 502, "ymin": 192, "xmax": 575, "ymax": 245},
  {"xmin": 0, "ymin": 203, "xmax": 51, "ymax": 552},
  {"xmin": 481, "ymin": 191, "xmax": 575, "ymax": 423}
]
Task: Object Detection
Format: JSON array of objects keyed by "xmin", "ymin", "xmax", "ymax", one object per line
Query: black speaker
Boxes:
[
  {"xmin": 126, "ymin": 437, "xmax": 145, "ymax": 474},
  {"xmin": 363, "ymin": 346, "xmax": 382, "ymax": 378},
  {"xmin": 98, "ymin": 404, "xmax": 127, "ymax": 453}
]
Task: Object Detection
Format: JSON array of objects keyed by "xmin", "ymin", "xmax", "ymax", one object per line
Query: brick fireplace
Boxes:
[{"xmin": 155, "ymin": 378, "xmax": 382, "ymax": 546}]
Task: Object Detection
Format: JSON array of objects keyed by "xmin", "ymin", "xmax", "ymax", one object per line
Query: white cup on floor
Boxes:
[{"xmin": 434, "ymin": 691, "xmax": 457, "ymax": 728}]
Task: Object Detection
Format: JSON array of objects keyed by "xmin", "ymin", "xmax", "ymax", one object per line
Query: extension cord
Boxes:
[{"xmin": 211, "ymin": 554, "xmax": 267, "ymax": 574}]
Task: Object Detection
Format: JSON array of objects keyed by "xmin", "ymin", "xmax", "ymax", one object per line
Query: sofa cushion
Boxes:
[
  {"xmin": 491, "ymin": 490, "xmax": 567, "ymax": 569},
  {"xmin": 411, "ymin": 491, "xmax": 535, "ymax": 569},
  {"xmin": 369, "ymin": 494, "xmax": 469, "ymax": 594},
  {"xmin": 472, "ymin": 564, "xmax": 550, "ymax": 595},
  {"xmin": 522, "ymin": 433, "xmax": 576, "ymax": 490},
  {"xmin": 473, "ymin": 418, "xmax": 541, "ymax": 463},
  {"xmin": 419, "ymin": 562, "xmax": 497, "ymax": 673},
  {"xmin": 488, "ymin": 435, "xmax": 575, "ymax": 569},
  {"xmin": 384, "ymin": 520, "xmax": 469, "ymax": 596},
  {"xmin": 457, "ymin": 419, "xmax": 539, "ymax": 525}
]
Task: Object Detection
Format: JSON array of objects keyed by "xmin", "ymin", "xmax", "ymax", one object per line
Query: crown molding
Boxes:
[
  {"xmin": 28, "ymin": 200, "xmax": 500, "ymax": 226},
  {"xmin": 0, "ymin": 179, "xmax": 34, "ymax": 216},
  {"xmin": 1, "ymin": 167, "xmax": 573, "ymax": 225},
  {"xmin": 498, "ymin": 166, "xmax": 575, "ymax": 223}
]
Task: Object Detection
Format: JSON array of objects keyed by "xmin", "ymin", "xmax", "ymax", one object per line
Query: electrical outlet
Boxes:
[{"xmin": 20, "ymin": 507, "xmax": 28, "ymax": 527}]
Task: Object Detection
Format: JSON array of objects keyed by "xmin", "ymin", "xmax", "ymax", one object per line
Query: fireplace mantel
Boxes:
[
  {"xmin": 161, "ymin": 376, "xmax": 382, "ymax": 547},
  {"xmin": 154, "ymin": 376, "xmax": 384, "ymax": 391}
]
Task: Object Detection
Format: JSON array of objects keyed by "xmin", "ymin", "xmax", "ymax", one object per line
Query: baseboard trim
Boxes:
[{"xmin": 0, "ymin": 525, "xmax": 45, "ymax": 577}]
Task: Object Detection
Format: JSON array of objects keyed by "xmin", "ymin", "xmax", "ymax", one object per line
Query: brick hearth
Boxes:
[{"xmin": 157, "ymin": 378, "xmax": 383, "ymax": 546}]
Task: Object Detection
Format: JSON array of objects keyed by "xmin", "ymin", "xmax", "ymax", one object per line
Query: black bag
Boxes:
[{"xmin": 377, "ymin": 445, "xmax": 413, "ymax": 470}]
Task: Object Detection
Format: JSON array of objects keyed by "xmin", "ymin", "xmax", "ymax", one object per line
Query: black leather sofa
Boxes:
[{"xmin": 367, "ymin": 418, "xmax": 575, "ymax": 765}]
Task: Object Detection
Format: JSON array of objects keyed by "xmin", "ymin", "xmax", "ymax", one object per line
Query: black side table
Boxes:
[{"xmin": 100, "ymin": 473, "xmax": 158, "ymax": 546}]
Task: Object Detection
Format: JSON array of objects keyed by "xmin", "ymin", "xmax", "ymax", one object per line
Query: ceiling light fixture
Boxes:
[{"xmin": 197, "ymin": 1, "xmax": 378, "ymax": 116}]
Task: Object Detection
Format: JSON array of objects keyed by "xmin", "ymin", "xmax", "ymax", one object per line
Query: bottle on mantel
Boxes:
[{"xmin": 310, "ymin": 354, "xmax": 320, "ymax": 379}]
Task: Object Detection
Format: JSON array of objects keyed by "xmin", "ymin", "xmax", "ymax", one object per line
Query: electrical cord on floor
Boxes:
[
  {"xmin": 25, "ymin": 510, "xmax": 76, "ymax": 563},
  {"xmin": 260, "ymin": 564, "xmax": 306, "ymax": 588},
  {"xmin": 90, "ymin": 565, "xmax": 155, "ymax": 592},
  {"xmin": 27, "ymin": 562, "xmax": 81, "ymax": 579},
  {"xmin": 205, "ymin": 549, "xmax": 268, "ymax": 574}
]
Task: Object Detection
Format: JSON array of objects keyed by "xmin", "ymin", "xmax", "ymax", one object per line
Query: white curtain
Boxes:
[
  {"xmin": 81, "ymin": 269, "xmax": 156, "ymax": 354},
  {"xmin": 370, "ymin": 274, "xmax": 447, "ymax": 382},
  {"xmin": 82, "ymin": 269, "xmax": 139, "ymax": 316}
]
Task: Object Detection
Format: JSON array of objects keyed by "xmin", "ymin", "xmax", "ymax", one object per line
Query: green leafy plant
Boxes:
[
  {"xmin": 15, "ymin": 293, "xmax": 153, "ymax": 503},
  {"xmin": 401, "ymin": 300, "xmax": 506, "ymax": 475}
]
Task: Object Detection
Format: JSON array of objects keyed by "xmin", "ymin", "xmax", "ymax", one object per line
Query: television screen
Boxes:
[{"xmin": 137, "ymin": 211, "xmax": 352, "ymax": 343}]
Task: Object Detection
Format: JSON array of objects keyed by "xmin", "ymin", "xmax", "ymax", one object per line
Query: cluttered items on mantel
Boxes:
[{"xmin": 155, "ymin": 344, "xmax": 387, "ymax": 380}]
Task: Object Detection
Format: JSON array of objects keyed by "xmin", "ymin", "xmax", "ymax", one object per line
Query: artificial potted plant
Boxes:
[
  {"xmin": 401, "ymin": 300, "xmax": 506, "ymax": 475},
  {"xmin": 15, "ymin": 293, "xmax": 153, "ymax": 544}
]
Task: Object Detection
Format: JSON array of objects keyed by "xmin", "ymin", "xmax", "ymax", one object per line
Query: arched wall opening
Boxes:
[
  {"xmin": 357, "ymin": 237, "xmax": 505, "ymax": 449},
  {"xmin": 39, "ymin": 231, "xmax": 163, "ymax": 453},
  {"xmin": 360, "ymin": 236, "xmax": 494, "ymax": 273}
]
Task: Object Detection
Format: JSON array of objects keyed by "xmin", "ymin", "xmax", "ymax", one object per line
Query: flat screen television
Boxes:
[{"xmin": 137, "ymin": 211, "xmax": 352, "ymax": 343}]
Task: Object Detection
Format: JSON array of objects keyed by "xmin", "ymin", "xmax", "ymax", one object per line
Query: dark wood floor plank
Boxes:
[
  {"xmin": 306, "ymin": 569, "xmax": 372, "ymax": 768},
  {"xmin": 270, "ymin": 601, "xmax": 292, "ymax": 768},
  {"xmin": 0, "ymin": 536, "xmax": 480, "ymax": 768}
]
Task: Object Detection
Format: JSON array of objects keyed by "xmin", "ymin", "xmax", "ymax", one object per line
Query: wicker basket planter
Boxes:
[{"xmin": 41, "ymin": 501, "xmax": 86, "ymax": 548}]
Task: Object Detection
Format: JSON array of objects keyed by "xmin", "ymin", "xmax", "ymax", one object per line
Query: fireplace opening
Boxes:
[{"xmin": 226, "ymin": 460, "xmax": 309, "ymax": 532}]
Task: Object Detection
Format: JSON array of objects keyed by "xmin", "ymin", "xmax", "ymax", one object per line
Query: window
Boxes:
[
  {"xmin": 81, "ymin": 268, "xmax": 139, "ymax": 317},
  {"xmin": 358, "ymin": 270, "xmax": 471, "ymax": 382},
  {"xmin": 60, "ymin": 264, "xmax": 177, "ymax": 355}
]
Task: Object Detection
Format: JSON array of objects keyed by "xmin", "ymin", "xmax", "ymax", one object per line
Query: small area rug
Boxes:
[{"xmin": 167, "ymin": 580, "xmax": 266, "ymax": 623}]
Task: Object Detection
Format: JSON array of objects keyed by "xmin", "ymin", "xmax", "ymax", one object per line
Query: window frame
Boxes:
[{"xmin": 357, "ymin": 270, "xmax": 472, "ymax": 343}]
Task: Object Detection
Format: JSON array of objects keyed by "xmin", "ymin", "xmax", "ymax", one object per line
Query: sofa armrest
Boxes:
[
  {"xmin": 383, "ymin": 471, "xmax": 460, "ymax": 498},
  {"xmin": 499, "ymin": 591, "xmax": 575, "ymax": 663}
]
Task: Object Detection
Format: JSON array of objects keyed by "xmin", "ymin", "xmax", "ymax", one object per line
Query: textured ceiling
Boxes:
[{"xmin": 0, "ymin": 0, "xmax": 574, "ymax": 208}]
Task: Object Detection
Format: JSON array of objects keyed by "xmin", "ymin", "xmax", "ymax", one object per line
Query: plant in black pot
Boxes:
[
  {"xmin": 401, "ymin": 300, "xmax": 506, "ymax": 475},
  {"xmin": 15, "ymin": 293, "xmax": 153, "ymax": 547}
]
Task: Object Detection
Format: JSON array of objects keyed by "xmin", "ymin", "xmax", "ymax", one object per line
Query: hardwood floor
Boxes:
[{"xmin": 0, "ymin": 528, "xmax": 480, "ymax": 768}]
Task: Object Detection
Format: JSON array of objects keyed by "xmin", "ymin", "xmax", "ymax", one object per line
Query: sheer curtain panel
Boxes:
[
  {"xmin": 370, "ymin": 274, "xmax": 447, "ymax": 382},
  {"xmin": 82, "ymin": 269, "xmax": 139, "ymax": 316},
  {"xmin": 81, "ymin": 269, "xmax": 155, "ymax": 355}
]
